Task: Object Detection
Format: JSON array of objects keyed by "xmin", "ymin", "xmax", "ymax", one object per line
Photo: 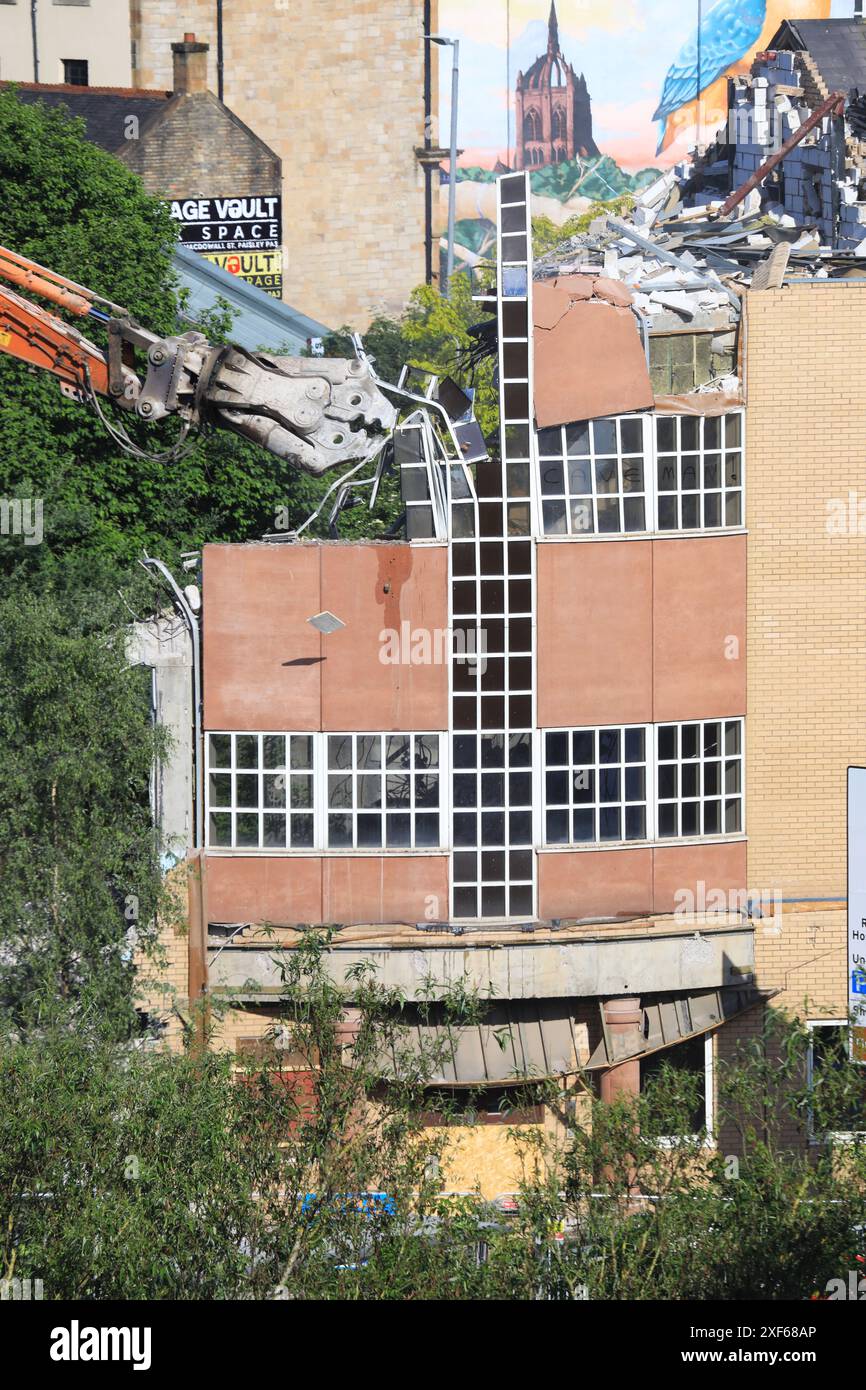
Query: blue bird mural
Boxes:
[{"xmin": 653, "ymin": 0, "xmax": 767, "ymax": 155}]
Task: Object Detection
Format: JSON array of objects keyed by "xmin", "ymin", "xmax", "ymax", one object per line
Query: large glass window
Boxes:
[
  {"xmin": 807, "ymin": 1023, "xmax": 866, "ymax": 1138},
  {"xmin": 535, "ymin": 410, "xmax": 745, "ymax": 537},
  {"xmin": 326, "ymin": 733, "xmax": 441, "ymax": 850},
  {"xmin": 641, "ymin": 1035, "xmax": 712, "ymax": 1140},
  {"xmin": 206, "ymin": 732, "xmax": 443, "ymax": 851},
  {"xmin": 544, "ymin": 725, "xmax": 648, "ymax": 845},
  {"xmin": 207, "ymin": 733, "xmax": 314, "ymax": 849},
  {"xmin": 537, "ymin": 415, "xmax": 647, "ymax": 536},
  {"xmin": 656, "ymin": 413, "xmax": 743, "ymax": 531},
  {"xmin": 541, "ymin": 719, "xmax": 744, "ymax": 845},
  {"xmin": 656, "ymin": 719, "xmax": 743, "ymax": 839}
]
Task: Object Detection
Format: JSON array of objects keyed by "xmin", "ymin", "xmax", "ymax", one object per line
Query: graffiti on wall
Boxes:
[{"xmin": 438, "ymin": 0, "xmax": 832, "ymax": 262}]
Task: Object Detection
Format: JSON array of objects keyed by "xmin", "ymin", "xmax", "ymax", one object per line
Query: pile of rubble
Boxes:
[{"xmin": 534, "ymin": 33, "xmax": 866, "ymax": 340}]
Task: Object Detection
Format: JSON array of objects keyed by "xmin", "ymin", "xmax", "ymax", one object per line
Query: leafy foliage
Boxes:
[
  {"xmin": 0, "ymin": 576, "xmax": 167, "ymax": 1039},
  {"xmin": 4, "ymin": 935, "xmax": 866, "ymax": 1301},
  {"xmin": 531, "ymin": 193, "xmax": 636, "ymax": 259},
  {"xmin": 0, "ymin": 88, "xmax": 344, "ymax": 576}
]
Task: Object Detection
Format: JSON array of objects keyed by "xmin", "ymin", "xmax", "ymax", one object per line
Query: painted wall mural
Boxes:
[{"xmin": 438, "ymin": 0, "xmax": 832, "ymax": 262}]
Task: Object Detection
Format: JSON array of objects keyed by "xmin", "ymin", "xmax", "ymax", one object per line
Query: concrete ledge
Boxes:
[{"xmin": 209, "ymin": 923, "xmax": 755, "ymax": 1001}]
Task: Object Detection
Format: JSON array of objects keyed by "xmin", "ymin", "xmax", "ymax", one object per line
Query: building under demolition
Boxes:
[{"xmin": 140, "ymin": 21, "xmax": 866, "ymax": 1196}]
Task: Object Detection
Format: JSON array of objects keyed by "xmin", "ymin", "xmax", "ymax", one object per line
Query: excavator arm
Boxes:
[{"xmin": 0, "ymin": 244, "xmax": 396, "ymax": 475}]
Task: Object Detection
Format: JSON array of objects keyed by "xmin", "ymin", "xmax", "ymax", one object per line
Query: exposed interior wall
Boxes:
[{"xmin": 134, "ymin": 864, "xmax": 190, "ymax": 1050}]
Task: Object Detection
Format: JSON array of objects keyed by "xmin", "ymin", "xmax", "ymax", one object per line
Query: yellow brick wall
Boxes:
[
  {"xmin": 135, "ymin": 864, "xmax": 190, "ymax": 1050},
  {"xmin": 745, "ymin": 283, "xmax": 866, "ymax": 1021},
  {"xmin": 132, "ymin": 0, "xmax": 434, "ymax": 328}
]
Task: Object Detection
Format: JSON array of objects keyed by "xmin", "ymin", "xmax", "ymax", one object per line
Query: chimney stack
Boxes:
[{"xmin": 172, "ymin": 33, "xmax": 209, "ymax": 95}]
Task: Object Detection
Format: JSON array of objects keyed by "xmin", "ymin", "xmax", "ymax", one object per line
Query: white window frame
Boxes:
[
  {"xmin": 205, "ymin": 731, "xmax": 448, "ymax": 854},
  {"xmin": 451, "ymin": 730, "xmax": 535, "ymax": 921},
  {"xmin": 206, "ymin": 732, "xmax": 317, "ymax": 852},
  {"xmin": 641, "ymin": 1033, "xmax": 715, "ymax": 1148},
  {"xmin": 542, "ymin": 723, "xmax": 650, "ymax": 847},
  {"xmin": 655, "ymin": 411, "xmax": 744, "ymax": 534},
  {"xmin": 535, "ymin": 408, "xmax": 745, "ymax": 541},
  {"xmin": 655, "ymin": 718, "xmax": 745, "ymax": 841},
  {"xmin": 540, "ymin": 718, "xmax": 745, "ymax": 848},
  {"xmin": 325, "ymin": 732, "xmax": 445, "ymax": 852},
  {"xmin": 806, "ymin": 1020, "xmax": 866, "ymax": 1144},
  {"xmin": 537, "ymin": 414, "xmax": 651, "ymax": 538}
]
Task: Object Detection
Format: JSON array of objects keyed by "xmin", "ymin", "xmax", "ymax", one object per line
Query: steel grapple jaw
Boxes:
[{"xmin": 201, "ymin": 349, "xmax": 398, "ymax": 475}]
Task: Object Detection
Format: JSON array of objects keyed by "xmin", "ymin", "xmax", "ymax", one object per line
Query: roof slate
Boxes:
[
  {"xmin": 2, "ymin": 84, "xmax": 172, "ymax": 153},
  {"xmin": 771, "ymin": 18, "xmax": 866, "ymax": 96}
]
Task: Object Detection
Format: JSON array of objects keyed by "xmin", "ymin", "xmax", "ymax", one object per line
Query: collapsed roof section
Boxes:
[
  {"xmin": 533, "ymin": 200, "xmax": 745, "ymax": 420},
  {"xmin": 532, "ymin": 23, "xmax": 866, "ymax": 424}
]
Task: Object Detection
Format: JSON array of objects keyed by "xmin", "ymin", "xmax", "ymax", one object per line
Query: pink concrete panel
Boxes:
[
  {"xmin": 203, "ymin": 542, "xmax": 450, "ymax": 734},
  {"xmin": 203, "ymin": 543, "xmax": 323, "ymax": 731},
  {"xmin": 321, "ymin": 545, "xmax": 449, "ymax": 731},
  {"xmin": 323, "ymin": 855, "xmax": 449, "ymax": 925},
  {"xmin": 204, "ymin": 855, "xmax": 323, "ymax": 925},
  {"xmin": 538, "ymin": 848, "xmax": 654, "ymax": 920},
  {"xmin": 536, "ymin": 541, "xmax": 653, "ymax": 727},
  {"xmin": 204, "ymin": 853, "xmax": 449, "ymax": 928},
  {"xmin": 652, "ymin": 536, "xmax": 746, "ymax": 722},
  {"xmin": 652, "ymin": 841, "xmax": 748, "ymax": 914}
]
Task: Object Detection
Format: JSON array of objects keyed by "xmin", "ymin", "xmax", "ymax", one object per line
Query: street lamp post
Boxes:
[{"xmin": 426, "ymin": 33, "xmax": 459, "ymax": 299}]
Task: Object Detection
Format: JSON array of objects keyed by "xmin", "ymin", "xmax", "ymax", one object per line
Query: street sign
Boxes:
[{"xmin": 847, "ymin": 767, "xmax": 866, "ymax": 1062}]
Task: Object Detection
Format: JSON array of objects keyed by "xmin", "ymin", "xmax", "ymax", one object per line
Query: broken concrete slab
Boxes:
[{"xmin": 533, "ymin": 299, "xmax": 654, "ymax": 429}]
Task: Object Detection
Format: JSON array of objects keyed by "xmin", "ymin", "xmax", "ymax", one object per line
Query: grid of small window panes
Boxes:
[
  {"xmin": 537, "ymin": 415, "xmax": 648, "ymax": 535},
  {"xmin": 207, "ymin": 733, "xmax": 314, "ymax": 848},
  {"xmin": 534, "ymin": 410, "xmax": 745, "ymax": 536},
  {"xmin": 656, "ymin": 719, "xmax": 743, "ymax": 837},
  {"xmin": 540, "ymin": 719, "xmax": 745, "ymax": 844},
  {"xmin": 544, "ymin": 726, "xmax": 648, "ymax": 844},
  {"xmin": 451, "ymin": 537, "xmax": 534, "ymax": 734},
  {"xmin": 326, "ymin": 733, "xmax": 441, "ymax": 849},
  {"xmin": 452, "ymin": 731, "xmax": 534, "ymax": 918},
  {"xmin": 656, "ymin": 413, "xmax": 743, "ymax": 530}
]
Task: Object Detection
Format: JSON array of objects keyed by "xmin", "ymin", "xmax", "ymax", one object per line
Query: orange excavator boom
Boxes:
[{"xmin": 0, "ymin": 243, "xmax": 397, "ymax": 474}]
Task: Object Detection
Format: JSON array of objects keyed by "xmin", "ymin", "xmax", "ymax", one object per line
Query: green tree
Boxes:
[
  {"xmin": 0, "ymin": 578, "xmax": 166, "ymax": 1039},
  {"xmin": 0, "ymin": 89, "xmax": 347, "ymax": 576}
]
